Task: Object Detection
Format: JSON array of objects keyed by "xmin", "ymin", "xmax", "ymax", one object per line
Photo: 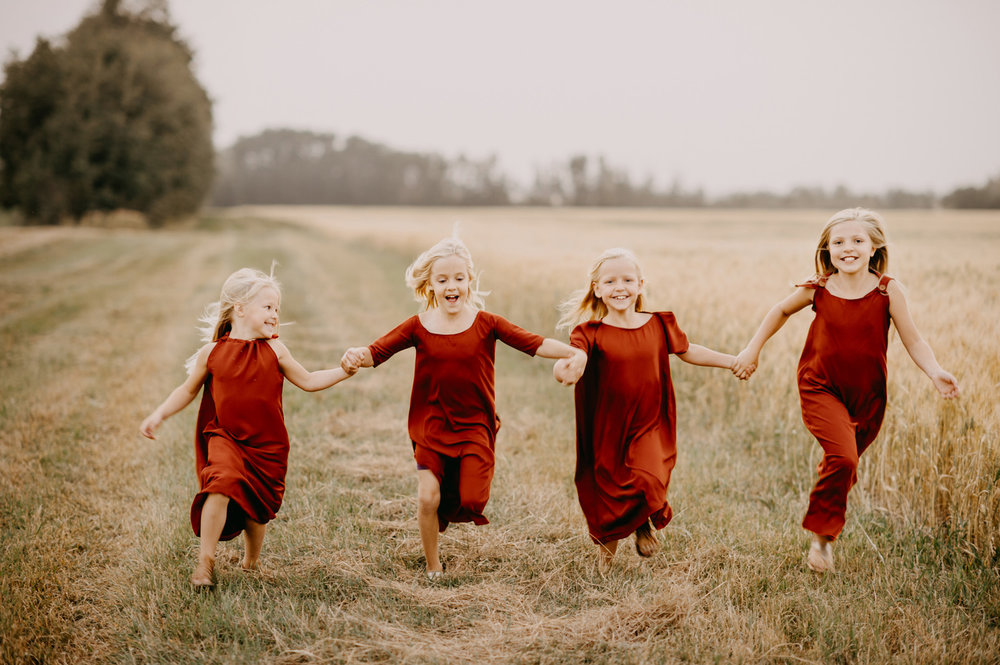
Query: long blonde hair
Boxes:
[
  {"xmin": 815, "ymin": 207, "xmax": 890, "ymax": 276},
  {"xmin": 557, "ymin": 248, "xmax": 647, "ymax": 330},
  {"xmin": 185, "ymin": 264, "xmax": 282, "ymax": 373},
  {"xmin": 405, "ymin": 235, "xmax": 487, "ymax": 311}
]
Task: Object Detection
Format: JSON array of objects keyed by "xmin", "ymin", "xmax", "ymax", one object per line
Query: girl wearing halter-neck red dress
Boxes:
[
  {"xmin": 554, "ymin": 248, "xmax": 742, "ymax": 569},
  {"xmin": 733, "ymin": 208, "xmax": 960, "ymax": 573},
  {"xmin": 140, "ymin": 266, "xmax": 356, "ymax": 589},
  {"xmin": 340, "ymin": 235, "xmax": 585, "ymax": 581}
]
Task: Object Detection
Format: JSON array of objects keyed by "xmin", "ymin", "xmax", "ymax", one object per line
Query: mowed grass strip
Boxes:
[{"xmin": 1, "ymin": 210, "xmax": 998, "ymax": 665}]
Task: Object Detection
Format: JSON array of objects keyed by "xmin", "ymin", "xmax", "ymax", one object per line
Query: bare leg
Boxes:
[
  {"xmin": 634, "ymin": 520, "xmax": 660, "ymax": 557},
  {"xmin": 807, "ymin": 532, "xmax": 835, "ymax": 573},
  {"xmin": 193, "ymin": 493, "xmax": 229, "ymax": 587},
  {"xmin": 242, "ymin": 518, "xmax": 266, "ymax": 570},
  {"xmin": 417, "ymin": 469, "xmax": 443, "ymax": 576},
  {"xmin": 598, "ymin": 539, "xmax": 619, "ymax": 571}
]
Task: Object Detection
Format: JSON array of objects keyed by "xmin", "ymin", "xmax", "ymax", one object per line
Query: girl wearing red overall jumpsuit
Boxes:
[{"xmin": 734, "ymin": 208, "xmax": 960, "ymax": 572}]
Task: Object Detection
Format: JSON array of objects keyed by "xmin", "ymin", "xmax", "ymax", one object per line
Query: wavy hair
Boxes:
[
  {"xmin": 815, "ymin": 207, "xmax": 889, "ymax": 277},
  {"xmin": 557, "ymin": 247, "xmax": 646, "ymax": 330},
  {"xmin": 405, "ymin": 234, "xmax": 487, "ymax": 311},
  {"xmin": 185, "ymin": 264, "xmax": 282, "ymax": 373}
]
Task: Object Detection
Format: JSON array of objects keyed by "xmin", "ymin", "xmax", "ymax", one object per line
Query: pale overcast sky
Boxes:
[{"xmin": 2, "ymin": 0, "xmax": 999, "ymax": 195}]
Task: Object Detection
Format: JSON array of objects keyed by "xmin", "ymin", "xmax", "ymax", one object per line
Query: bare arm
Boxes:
[
  {"xmin": 139, "ymin": 343, "xmax": 213, "ymax": 439},
  {"xmin": 536, "ymin": 337, "xmax": 587, "ymax": 386},
  {"xmin": 677, "ymin": 344, "xmax": 737, "ymax": 370},
  {"xmin": 887, "ymin": 281, "xmax": 960, "ymax": 398},
  {"xmin": 733, "ymin": 286, "xmax": 815, "ymax": 376},
  {"xmin": 270, "ymin": 339, "xmax": 356, "ymax": 392}
]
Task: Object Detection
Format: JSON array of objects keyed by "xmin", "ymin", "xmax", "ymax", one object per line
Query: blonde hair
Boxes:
[
  {"xmin": 405, "ymin": 235, "xmax": 487, "ymax": 310},
  {"xmin": 815, "ymin": 207, "xmax": 889, "ymax": 276},
  {"xmin": 557, "ymin": 248, "xmax": 647, "ymax": 330},
  {"xmin": 185, "ymin": 264, "xmax": 282, "ymax": 373}
]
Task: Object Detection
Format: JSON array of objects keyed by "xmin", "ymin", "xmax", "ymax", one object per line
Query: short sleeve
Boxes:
[
  {"xmin": 657, "ymin": 312, "xmax": 689, "ymax": 355},
  {"xmin": 488, "ymin": 312, "xmax": 545, "ymax": 356},
  {"xmin": 369, "ymin": 316, "xmax": 418, "ymax": 367},
  {"xmin": 569, "ymin": 323, "xmax": 595, "ymax": 355}
]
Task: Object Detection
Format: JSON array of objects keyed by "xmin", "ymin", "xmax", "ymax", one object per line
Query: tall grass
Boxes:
[{"xmin": 1, "ymin": 208, "xmax": 998, "ymax": 664}]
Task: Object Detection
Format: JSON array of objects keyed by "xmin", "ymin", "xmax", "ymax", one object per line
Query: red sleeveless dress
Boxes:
[
  {"xmin": 570, "ymin": 312, "xmax": 690, "ymax": 544},
  {"xmin": 797, "ymin": 273, "xmax": 892, "ymax": 539},
  {"xmin": 191, "ymin": 335, "xmax": 289, "ymax": 541}
]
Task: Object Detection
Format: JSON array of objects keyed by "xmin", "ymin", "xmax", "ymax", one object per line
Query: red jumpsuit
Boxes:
[
  {"xmin": 797, "ymin": 274, "xmax": 892, "ymax": 539},
  {"xmin": 570, "ymin": 312, "xmax": 689, "ymax": 544},
  {"xmin": 368, "ymin": 311, "xmax": 544, "ymax": 531},
  {"xmin": 192, "ymin": 335, "xmax": 289, "ymax": 541}
]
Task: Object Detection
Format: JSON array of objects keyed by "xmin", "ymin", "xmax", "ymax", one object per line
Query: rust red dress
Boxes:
[
  {"xmin": 191, "ymin": 335, "xmax": 289, "ymax": 541},
  {"xmin": 797, "ymin": 273, "xmax": 892, "ymax": 539},
  {"xmin": 570, "ymin": 312, "xmax": 690, "ymax": 544},
  {"xmin": 368, "ymin": 311, "xmax": 544, "ymax": 532}
]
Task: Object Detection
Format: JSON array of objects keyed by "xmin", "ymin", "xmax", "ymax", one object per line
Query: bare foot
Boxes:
[
  {"xmin": 807, "ymin": 534, "xmax": 834, "ymax": 573},
  {"xmin": 191, "ymin": 554, "xmax": 215, "ymax": 589},
  {"xmin": 240, "ymin": 557, "xmax": 259, "ymax": 572},
  {"xmin": 634, "ymin": 521, "xmax": 659, "ymax": 557},
  {"xmin": 597, "ymin": 539, "xmax": 619, "ymax": 573}
]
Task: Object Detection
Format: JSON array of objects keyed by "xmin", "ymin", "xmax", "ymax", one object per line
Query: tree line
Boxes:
[
  {"xmin": 1, "ymin": 0, "xmax": 998, "ymax": 225},
  {"xmin": 213, "ymin": 129, "xmax": 995, "ymax": 210}
]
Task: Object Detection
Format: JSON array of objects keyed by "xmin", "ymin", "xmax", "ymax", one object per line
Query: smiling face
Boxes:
[
  {"xmin": 593, "ymin": 256, "xmax": 644, "ymax": 315},
  {"xmin": 428, "ymin": 254, "xmax": 471, "ymax": 314},
  {"xmin": 827, "ymin": 220, "xmax": 875, "ymax": 275},
  {"xmin": 237, "ymin": 285, "xmax": 281, "ymax": 339}
]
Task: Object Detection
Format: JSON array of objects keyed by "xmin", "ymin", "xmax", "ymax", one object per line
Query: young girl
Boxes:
[
  {"xmin": 140, "ymin": 267, "xmax": 355, "ymax": 589},
  {"xmin": 554, "ymin": 248, "xmax": 740, "ymax": 568},
  {"xmin": 733, "ymin": 208, "xmax": 960, "ymax": 573},
  {"xmin": 340, "ymin": 235, "xmax": 585, "ymax": 580}
]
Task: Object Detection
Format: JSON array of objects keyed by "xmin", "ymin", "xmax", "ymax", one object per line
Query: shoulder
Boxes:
[
  {"xmin": 883, "ymin": 275, "xmax": 905, "ymax": 298},
  {"xmin": 265, "ymin": 337, "xmax": 289, "ymax": 359},
  {"xmin": 198, "ymin": 341, "xmax": 218, "ymax": 360},
  {"xmin": 795, "ymin": 273, "xmax": 829, "ymax": 290}
]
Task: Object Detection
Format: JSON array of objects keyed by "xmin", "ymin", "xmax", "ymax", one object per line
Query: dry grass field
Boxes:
[{"xmin": 1, "ymin": 206, "xmax": 998, "ymax": 664}]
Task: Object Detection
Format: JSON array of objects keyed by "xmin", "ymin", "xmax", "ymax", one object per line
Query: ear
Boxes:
[{"xmin": 233, "ymin": 301, "xmax": 245, "ymax": 317}]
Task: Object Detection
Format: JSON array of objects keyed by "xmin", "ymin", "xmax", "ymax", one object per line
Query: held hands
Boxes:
[
  {"xmin": 340, "ymin": 347, "xmax": 367, "ymax": 374},
  {"xmin": 553, "ymin": 349, "xmax": 587, "ymax": 386},
  {"xmin": 732, "ymin": 348, "xmax": 758, "ymax": 381}
]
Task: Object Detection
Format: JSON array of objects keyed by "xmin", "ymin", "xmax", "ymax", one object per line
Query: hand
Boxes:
[
  {"xmin": 553, "ymin": 350, "xmax": 586, "ymax": 386},
  {"xmin": 340, "ymin": 347, "xmax": 366, "ymax": 373},
  {"xmin": 139, "ymin": 414, "xmax": 161, "ymax": 440},
  {"xmin": 931, "ymin": 370, "xmax": 960, "ymax": 399},
  {"xmin": 732, "ymin": 348, "xmax": 758, "ymax": 381}
]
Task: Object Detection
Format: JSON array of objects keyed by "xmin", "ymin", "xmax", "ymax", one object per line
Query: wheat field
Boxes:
[{"xmin": 1, "ymin": 207, "xmax": 997, "ymax": 664}]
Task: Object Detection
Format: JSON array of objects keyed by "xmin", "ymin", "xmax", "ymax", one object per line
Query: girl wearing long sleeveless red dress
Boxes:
[
  {"xmin": 341, "ymin": 235, "xmax": 586, "ymax": 581},
  {"xmin": 555, "ymin": 248, "xmax": 741, "ymax": 569},
  {"xmin": 734, "ymin": 208, "xmax": 960, "ymax": 572},
  {"xmin": 140, "ymin": 267, "xmax": 356, "ymax": 589}
]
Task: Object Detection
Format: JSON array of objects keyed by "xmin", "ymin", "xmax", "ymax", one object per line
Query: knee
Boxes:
[
  {"xmin": 417, "ymin": 486, "xmax": 440, "ymax": 514},
  {"xmin": 824, "ymin": 453, "xmax": 858, "ymax": 477}
]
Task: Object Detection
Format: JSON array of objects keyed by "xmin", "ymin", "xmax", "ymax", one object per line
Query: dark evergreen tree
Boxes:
[{"xmin": 0, "ymin": 0, "xmax": 213, "ymax": 225}]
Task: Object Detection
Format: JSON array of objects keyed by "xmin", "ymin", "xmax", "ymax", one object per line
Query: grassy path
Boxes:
[{"xmin": 1, "ymin": 213, "xmax": 997, "ymax": 664}]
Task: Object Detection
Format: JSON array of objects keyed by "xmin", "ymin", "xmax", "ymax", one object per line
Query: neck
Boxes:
[
  {"xmin": 602, "ymin": 308, "xmax": 643, "ymax": 327},
  {"xmin": 228, "ymin": 321, "xmax": 258, "ymax": 340}
]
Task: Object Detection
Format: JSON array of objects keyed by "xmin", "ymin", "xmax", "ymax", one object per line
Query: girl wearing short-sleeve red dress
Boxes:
[
  {"xmin": 342, "ymin": 237, "xmax": 584, "ymax": 579},
  {"xmin": 556, "ymin": 249, "xmax": 738, "ymax": 567}
]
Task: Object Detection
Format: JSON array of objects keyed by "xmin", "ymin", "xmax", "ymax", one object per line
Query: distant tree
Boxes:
[
  {"xmin": 211, "ymin": 129, "xmax": 510, "ymax": 206},
  {"xmin": 942, "ymin": 174, "xmax": 1000, "ymax": 209},
  {"xmin": 0, "ymin": 0, "xmax": 213, "ymax": 225}
]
